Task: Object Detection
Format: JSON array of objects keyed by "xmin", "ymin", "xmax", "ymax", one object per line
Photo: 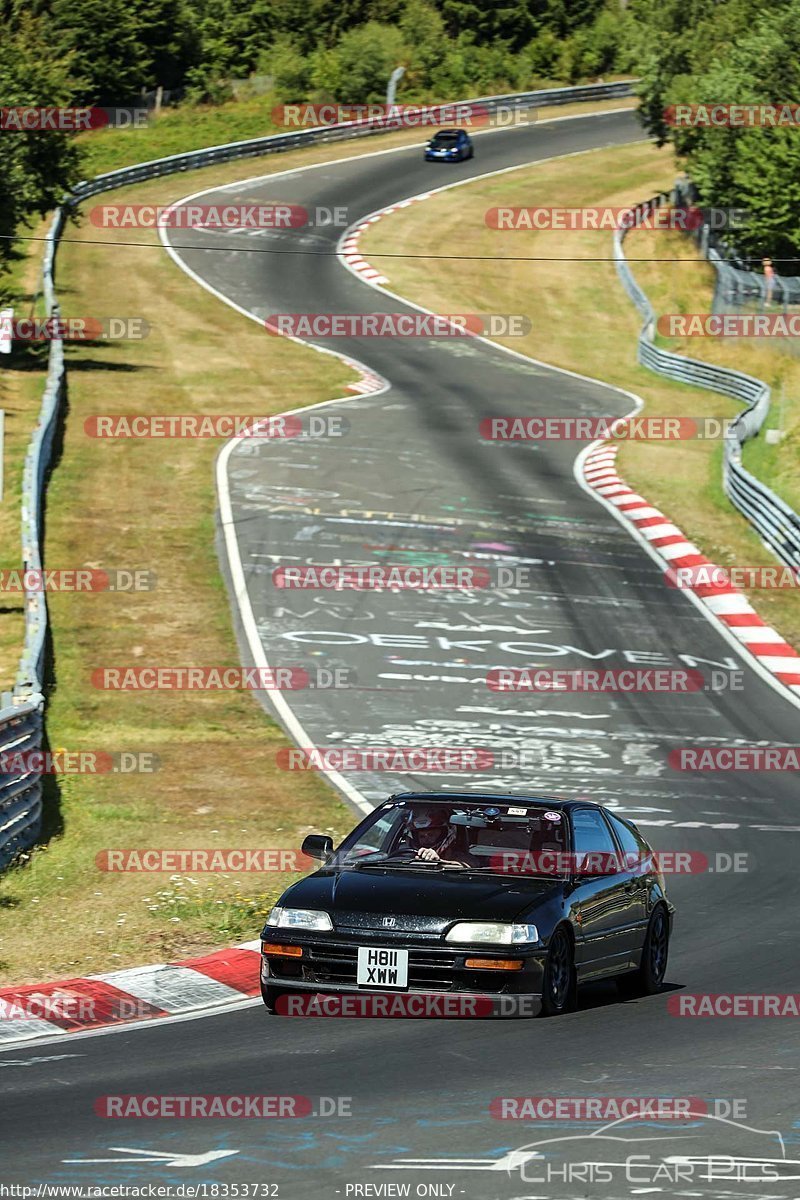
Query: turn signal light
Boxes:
[
  {"xmin": 465, "ymin": 957, "xmax": 524, "ymax": 970},
  {"xmin": 261, "ymin": 942, "xmax": 303, "ymax": 957}
]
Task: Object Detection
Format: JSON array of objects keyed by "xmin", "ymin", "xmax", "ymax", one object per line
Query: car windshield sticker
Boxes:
[
  {"xmin": 544, "ymin": 811, "xmax": 562, "ymax": 822},
  {"xmin": 507, "ymin": 806, "xmax": 528, "ymax": 815}
]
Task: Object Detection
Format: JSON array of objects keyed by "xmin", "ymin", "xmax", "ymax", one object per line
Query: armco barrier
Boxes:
[
  {"xmin": 68, "ymin": 82, "xmax": 636, "ymax": 200},
  {"xmin": 0, "ymin": 80, "xmax": 637, "ymax": 868},
  {"xmin": 614, "ymin": 191, "xmax": 800, "ymax": 572}
]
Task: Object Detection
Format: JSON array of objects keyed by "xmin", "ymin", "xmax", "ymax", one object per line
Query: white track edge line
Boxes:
[{"xmin": 333, "ymin": 151, "xmax": 800, "ymax": 716}]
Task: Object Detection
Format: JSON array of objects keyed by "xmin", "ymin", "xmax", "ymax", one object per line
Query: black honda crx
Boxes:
[{"xmin": 259, "ymin": 792, "xmax": 674, "ymax": 1017}]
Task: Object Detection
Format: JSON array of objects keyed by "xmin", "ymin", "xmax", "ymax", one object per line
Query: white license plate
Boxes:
[{"xmin": 357, "ymin": 946, "xmax": 409, "ymax": 989}]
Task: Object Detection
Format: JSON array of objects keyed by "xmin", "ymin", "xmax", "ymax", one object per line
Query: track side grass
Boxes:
[{"xmin": 360, "ymin": 139, "xmax": 800, "ymax": 647}]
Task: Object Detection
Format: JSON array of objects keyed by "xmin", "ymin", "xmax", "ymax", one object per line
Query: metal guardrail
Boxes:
[
  {"xmin": 0, "ymin": 206, "xmax": 64, "ymax": 867},
  {"xmin": 69, "ymin": 81, "xmax": 636, "ymax": 200},
  {"xmin": 614, "ymin": 191, "xmax": 800, "ymax": 572},
  {"xmin": 671, "ymin": 178, "xmax": 800, "ymax": 313},
  {"xmin": 0, "ymin": 78, "xmax": 638, "ymax": 868}
]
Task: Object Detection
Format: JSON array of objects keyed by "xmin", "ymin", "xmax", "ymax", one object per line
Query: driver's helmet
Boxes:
[{"xmin": 406, "ymin": 805, "xmax": 452, "ymax": 848}]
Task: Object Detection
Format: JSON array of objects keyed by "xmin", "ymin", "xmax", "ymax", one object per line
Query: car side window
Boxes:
[
  {"xmin": 571, "ymin": 808, "xmax": 619, "ymax": 874},
  {"xmin": 342, "ymin": 808, "xmax": 406, "ymax": 858},
  {"xmin": 608, "ymin": 813, "xmax": 652, "ymax": 870},
  {"xmin": 608, "ymin": 813, "xmax": 641, "ymax": 856}
]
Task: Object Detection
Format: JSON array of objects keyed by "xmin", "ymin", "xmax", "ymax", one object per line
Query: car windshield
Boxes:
[
  {"xmin": 336, "ymin": 801, "xmax": 570, "ymax": 876},
  {"xmin": 431, "ymin": 132, "xmax": 460, "ymax": 145}
]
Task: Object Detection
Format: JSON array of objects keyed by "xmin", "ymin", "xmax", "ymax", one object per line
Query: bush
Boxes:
[
  {"xmin": 260, "ymin": 36, "xmax": 311, "ymax": 101},
  {"xmin": 311, "ymin": 21, "xmax": 408, "ymax": 103},
  {"xmin": 523, "ymin": 30, "xmax": 564, "ymax": 83}
]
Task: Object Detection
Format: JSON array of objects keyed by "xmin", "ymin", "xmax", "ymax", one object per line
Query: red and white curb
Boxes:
[
  {"xmin": 0, "ymin": 941, "xmax": 262, "ymax": 1044},
  {"xmin": 345, "ymin": 361, "xmax": 384, "ymax": 394},
  {"xmin": 340, "ymin": 195, "xmax": 432, "ymax": 287},
  {"xmin": 341, "ymin": 175, "xmax": 800, "ymax": 708},
  {"xmin": 583, "ymin": 443, "xmax": 800, "ymax": 693}
]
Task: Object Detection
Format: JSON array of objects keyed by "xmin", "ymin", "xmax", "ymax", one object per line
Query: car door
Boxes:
[
  {"xmin": 606, "ymin": 810, "xmax": 656, "ymax": 958},
  {"xmin": 569, "ymin": 807, "xmax": 642, "ymax": 979}
]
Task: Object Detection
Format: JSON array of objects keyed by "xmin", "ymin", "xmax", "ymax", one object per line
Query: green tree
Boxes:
[
  {"xmin": 633, "ymin": 0, "xmax": 800, "ymax": 261},
  {"xmin": 0, "ymin": 18, "xmax": 81, "ymax": 284},
  {"xmin": 188, "ymin": 0, "xmax": 276, "ymax": 81},
  {"xmin": 269, "ymin": 0, "xmax": 328, "ymax": 53},
  {"xmin": 633, "ymin": 0, "xmax": 774, "ymax": 144},
  {"xmin": 49, "ymin": 0, "xmax": 152, "ymax": 104},
  {"xmin": 311, "ymin": 21, "xmax": 408, "ymax": 102},
  {"xmin": 522, "ymin": 29, "xmax": 562, "ymax": 81},
  {"xmin": 398, "ymin": 0, "xmax": 448, "ymax": 94},
  {"xmin": 6, "ymin": 0, "xmax": 196, "ymax": 100},
  {"xmin": 439, "ymin": 0, "xmax": 537, "ymax": 50},
  {"xmin": 260, "ymin": 35, "xmax": 312, "ymax": 100}
]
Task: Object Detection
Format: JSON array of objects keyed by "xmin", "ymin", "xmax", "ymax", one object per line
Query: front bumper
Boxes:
[{"xmin": 261, "ymin": 932, "xmax": 545, "ymax": 1015}]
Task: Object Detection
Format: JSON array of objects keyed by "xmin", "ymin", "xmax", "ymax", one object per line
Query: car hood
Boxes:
[{"xmin": 266, "ymin": 866, "xmax": 560, "ymax": 933}]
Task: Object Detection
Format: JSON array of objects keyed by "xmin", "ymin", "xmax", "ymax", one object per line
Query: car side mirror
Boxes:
[{"xmin": 301, "ymin": 833, "xmax": 334, "ymax": 861}]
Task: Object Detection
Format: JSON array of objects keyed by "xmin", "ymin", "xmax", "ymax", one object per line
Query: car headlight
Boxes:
[
  {"xmin": 445, "ymin": 921, "xmax": 539, "ymax": 945},
  {"xmin": 266, "ymin": 906, "xmax": 333, "ymax": 931}
]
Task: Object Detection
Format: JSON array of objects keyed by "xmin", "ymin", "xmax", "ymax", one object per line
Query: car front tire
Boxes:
[
  {"xmin": 617, "ymin": 905, "xmax": 669, "ymax": 998},
  {"xmin": 539, "ymin": 926, "xmax": 576, "ymax": 1017}
]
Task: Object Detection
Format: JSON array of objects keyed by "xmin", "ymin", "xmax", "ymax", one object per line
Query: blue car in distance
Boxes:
[{"xmin": 424, "ymin": 128, "xmax": 474, "ymax": 162}]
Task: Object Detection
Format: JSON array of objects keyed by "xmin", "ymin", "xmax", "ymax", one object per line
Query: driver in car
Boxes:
[{"xmin": 405, "ymin": 808, "xmax": 475, "ymax": 866}]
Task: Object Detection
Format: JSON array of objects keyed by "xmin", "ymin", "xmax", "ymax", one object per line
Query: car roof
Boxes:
[
  {"xmin": 432, "ymin": 128, "xmax": 464, "ymax": 134},
  {"xmin": 387, "ymin": 791, "xmax": 602, "ymax": 813}
]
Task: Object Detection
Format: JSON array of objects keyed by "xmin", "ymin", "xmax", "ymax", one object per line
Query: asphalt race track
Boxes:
[{"xmin": 2, "ymin": 109, "xmax": 799, "ymax": 1198}]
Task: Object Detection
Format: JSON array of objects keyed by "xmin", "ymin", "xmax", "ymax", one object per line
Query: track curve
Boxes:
[{"xmin": 2, "ymin": 109, "xmax": 799, "ymax": 1200}]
